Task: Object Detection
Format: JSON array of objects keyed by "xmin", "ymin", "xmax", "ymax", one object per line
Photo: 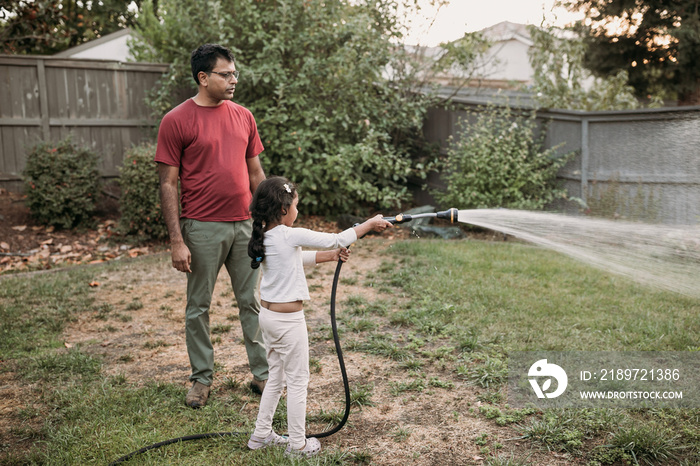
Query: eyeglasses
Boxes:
[{"xmin": 209, "ymin": 70, "xmax": 239, "ymax": 81}]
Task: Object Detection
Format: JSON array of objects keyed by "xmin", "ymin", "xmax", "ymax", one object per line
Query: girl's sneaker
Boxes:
[
  {"xmin": 247, "ymin": 432, "xmax": 288, "ymax": 450},
  {"xmin": 284, "ymin": 437, "xmax": 321, "ymax": 457}
]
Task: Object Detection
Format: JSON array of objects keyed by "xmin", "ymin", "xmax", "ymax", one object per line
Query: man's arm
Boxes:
[
  {"xmin": 246, "ymin": 155, "xmax": 266, "ymax": 194},
  {"xmin": 157, "ymin": 162, "xmax": 191, "ymax": 273}
]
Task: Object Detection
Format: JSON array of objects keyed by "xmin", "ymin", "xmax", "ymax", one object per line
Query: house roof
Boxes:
[
  {"xmin": 53, "ymin": 27, "xmax": 132, "ymax": 60},
  {"xmin": 479, "ymin": 21, "xmax": 533, "ymax": 46}
]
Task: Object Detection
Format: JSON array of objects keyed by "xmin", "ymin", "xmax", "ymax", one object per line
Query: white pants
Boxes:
[{"xmin": 253, "ymin": 307, "xmax": 310, "ymax": 449}]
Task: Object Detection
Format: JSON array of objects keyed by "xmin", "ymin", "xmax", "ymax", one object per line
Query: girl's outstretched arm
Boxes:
[{"xmin": 353, "ymin": 214, "xmax": 392, "ymax": 238}]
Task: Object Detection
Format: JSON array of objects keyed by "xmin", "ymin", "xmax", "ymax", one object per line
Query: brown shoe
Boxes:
[
  {"xmin": 186, "ymin": 381, "xmax": 210, "ymax": 408},
  {"xmin": 250, "ymin": 378, "xmax": 266, "ymax": 395}
]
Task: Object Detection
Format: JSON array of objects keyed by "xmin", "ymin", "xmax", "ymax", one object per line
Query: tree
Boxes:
[
  {"xmin": 527, "ymin": 24, "xmax": 643, "ymax": 110},
  {"xmin": 0, "ymin": 0, "xmax": 142, "ymax": 55},
  {"xmin": 131, "ymin": 0, "xmax": 484, "ymax": 215},
  {"xmin": 558, "ymin": 0, "xmax": 700, "ymax": 104}
]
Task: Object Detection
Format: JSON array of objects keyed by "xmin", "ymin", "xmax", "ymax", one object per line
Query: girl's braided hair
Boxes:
[{"xmin": 248, "ymin": 176, "xmax": 297, "ymax": 269}]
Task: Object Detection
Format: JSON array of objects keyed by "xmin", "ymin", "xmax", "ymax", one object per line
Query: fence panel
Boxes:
[
  {"xmin": 424, "ymin": 100, "xmax": 700, "ymax": 225},
  {"xmin": 0, "ymin": 55, "xmax": 168, "ymax": 192}
]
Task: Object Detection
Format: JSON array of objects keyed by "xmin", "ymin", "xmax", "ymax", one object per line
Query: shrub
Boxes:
[
  {"xmin": 22, "ymin": 135, "xmax": 101, "ymax": 229},
  {"xmin": 118, "ymin": 142, "xmax": 167, "ymax": 241},
  {"xmin": 433, "ymin": 104, "xmax": 572, "ymax": 210}
]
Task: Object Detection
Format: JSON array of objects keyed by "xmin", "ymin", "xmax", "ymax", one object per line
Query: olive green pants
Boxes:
[{"xmin": 181, "ymin": 218, "xmax": 268, "ymax": 386}]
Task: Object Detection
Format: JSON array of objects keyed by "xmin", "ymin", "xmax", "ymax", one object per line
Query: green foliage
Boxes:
[
  {"xmin": 519, "ymin": 413, "xmax": 585, "ymax": 453},
  {"xmin": 479, "ymin": 405, "xmax": 536, "ymax": 426},
  {"xmin": 0, "ymin": 0, "xmax": 141, "ymax": 55},
  {"xmin": 559, "ymin": 0, "xmax": 700, "ymax": 104},
  {"xmin": 22, "ymin": 135, "xmax": 101, "ymax": 229},
  {"xmin": 609, "ymin": 424, "xmax": 681, "ymax": 465},
  {"xmin": 117, "ymin": 142, "xmax": 168, "ymax": 240},
  {"xmin": 459, "ymin": 353, "xmax": 509, "ymax": 388},
  {"xmin": 433, "ymin": 104, "xmax": 571, "ymax": 210},
  {"xmin": 527, "ymin": 25, "xmax": 645, "ymax": 110},
  {"xmin": 130, "ymin": 0, "xmax": 457, "ymax": 215}
]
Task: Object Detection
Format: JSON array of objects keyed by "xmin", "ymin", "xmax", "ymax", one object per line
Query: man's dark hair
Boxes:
[{"xmin": 190, "ymin": 44, "xmax": 236, "ymax": 85}]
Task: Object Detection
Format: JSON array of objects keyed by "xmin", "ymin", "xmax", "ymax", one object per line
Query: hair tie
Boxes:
[
  {"xmin": 255, "ymin": 257, "xmax": 263, "ymax": 262},
  {"xmin": 283, "ymin": 183, "xmax": 292, "ymax": 193}
]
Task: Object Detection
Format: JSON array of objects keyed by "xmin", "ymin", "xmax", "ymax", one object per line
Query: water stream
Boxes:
[{"xmin": 458, "ymin": 209, "xmax": 700, "ymax": 300}]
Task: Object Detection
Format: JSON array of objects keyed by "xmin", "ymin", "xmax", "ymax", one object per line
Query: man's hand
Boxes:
[{"xmin": 170, "ymin": 241, "xmax": 192, "ymax": 273}]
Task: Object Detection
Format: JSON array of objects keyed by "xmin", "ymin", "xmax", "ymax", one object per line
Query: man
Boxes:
[{"xmin": 156, "ymin": 43, "xmax": 268, "ymax": 408}]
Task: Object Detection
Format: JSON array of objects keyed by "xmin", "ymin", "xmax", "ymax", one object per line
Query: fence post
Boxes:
[
  {"xmin": 36, "ymin": 59, "xmax": 51, "ymax": 140},
  {"xmin": 580, "ymin": 117, "xmax": 589, "ymax": 204}
]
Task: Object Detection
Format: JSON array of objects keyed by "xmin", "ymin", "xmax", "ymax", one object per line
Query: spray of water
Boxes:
[{"xmin": 458, "ymin": 209, "xmax": 700, "ymax": 300}]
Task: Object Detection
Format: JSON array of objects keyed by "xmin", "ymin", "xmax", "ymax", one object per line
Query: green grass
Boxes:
[
  {"xmin": 384, "ymin": 240, "xmax": 700, "ymax": 352},
  {"xmin": 374, "ymin": 240, "xmax": 700, "ymax": 463},
  {"xmin": 0, "ymin": 268, "xmax": 97, "ymax": 359},
  {"xmin": 1, "ymin": 239, "xmax": 699, "ymax": 464}
]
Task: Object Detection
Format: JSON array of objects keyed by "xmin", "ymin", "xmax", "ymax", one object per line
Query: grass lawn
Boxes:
[{"xmin": 1, "ymin": 238, "xmax": 698, "ymax": 465}]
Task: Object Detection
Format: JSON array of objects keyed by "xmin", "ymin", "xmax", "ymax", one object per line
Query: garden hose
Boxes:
[{"xmin": 108, "ymin": 258, "xmax": 351, "ymax": 465}]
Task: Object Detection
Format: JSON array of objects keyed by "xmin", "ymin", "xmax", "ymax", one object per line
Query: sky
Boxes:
[{"xmin": 403, "ymin": 0, "xmax": 585, "ymax": 46}]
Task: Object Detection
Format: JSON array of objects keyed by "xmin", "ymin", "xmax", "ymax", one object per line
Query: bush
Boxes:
[
  {"xmin": 22, "ymin": 135, "xmax": 101, "ymax": 229},
  {"xmin": 118, "ymin": 142, "xmax": 167, "ymax": 241},
  {"xmin": 434, "ymin": 104, "xmax": 571, "ymax": 210}
]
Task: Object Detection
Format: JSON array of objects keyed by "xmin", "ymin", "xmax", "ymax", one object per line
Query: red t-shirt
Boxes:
[{"xmin": 155, "ymin": 99, "xmax": 264, "ymax": 221}]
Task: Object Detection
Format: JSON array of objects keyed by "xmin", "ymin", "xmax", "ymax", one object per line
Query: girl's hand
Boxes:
[
  {"xmin": 338, "ymin": 247, "xmax": 350, "ymax": 262},
  {"xmin": 370, "ymin": 214, "xmax": 392, "ymax": 232},
  {"xmin": 353, "ymin": 214, "xmax": 392, "ymax": 238}
]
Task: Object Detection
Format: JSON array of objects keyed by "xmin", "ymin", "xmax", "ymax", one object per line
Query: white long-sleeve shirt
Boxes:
[{"xmin": 260, "ymin": 225, "xmax": 357, "ymax": 303}]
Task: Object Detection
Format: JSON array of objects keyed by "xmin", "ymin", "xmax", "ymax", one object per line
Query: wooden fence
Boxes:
[
  {"xmin": 423, "ymin": 100, "xmax": 700, "ymax": 225},
  {"xmin": 2, "ymin": 56, "xmax": 699, "ymax": 224},
  {"xmin": 0, "ymin": 55, "xmax": 168, "ymax": 192}
]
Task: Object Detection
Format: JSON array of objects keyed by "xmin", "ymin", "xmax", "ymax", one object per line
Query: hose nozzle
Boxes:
[{"xmin": 436, "ymin": 208, "xmax": 458, "ymax": 223}]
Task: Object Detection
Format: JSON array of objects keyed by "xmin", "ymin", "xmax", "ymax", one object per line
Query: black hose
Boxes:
[
  {"xmin": 308, "ymin": 257, "xmax": 350, "ymax": 438},
  {"xmin": 108, "ymin": 259, "xmax": 350, "ymax": 465}
]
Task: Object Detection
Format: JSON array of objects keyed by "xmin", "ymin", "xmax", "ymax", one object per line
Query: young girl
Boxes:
[{"xmin": 246, "ymin": 176, "xmax": 391, "ymax": 457}]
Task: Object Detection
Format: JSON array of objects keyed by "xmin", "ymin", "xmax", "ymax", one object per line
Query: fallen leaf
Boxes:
[
  {"xmin": 60, "ymin": 245, "xmax": 72, "ymax": 253},
  {"xmin": 89, "ymin": 281, "xmax": 100, "ymax": 287},
  {"xmin": 0, "ymin": 242, "xmax": 9, "ymax": 250},
  {"xmin": 41, "ymin": 238, "xmax": 54, "ymax": 245},
  {"xmin": 12, "ymin": 225, "xmax": 27, "ymax": 231},
  {"xmin": 64, "ymin": 342, "xmax": 73, "ymax": 348}
]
